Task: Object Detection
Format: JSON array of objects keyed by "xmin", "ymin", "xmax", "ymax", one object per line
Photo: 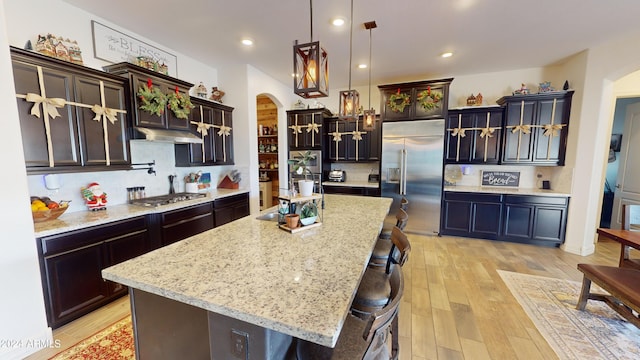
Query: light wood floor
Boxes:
[{"xmin": 26, "ymin": 235, "xmax": 621, "ymax": 360}]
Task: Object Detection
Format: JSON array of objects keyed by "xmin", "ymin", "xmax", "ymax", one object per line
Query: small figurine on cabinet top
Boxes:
[
  {"xmin": 195, "ymin": 82, "xmax": 207, "ymax": 98},
  {"xmin": 81, "ymin": 182, "xmax": 107, "ymax": 211},
  {"xmin": 538, "ymin": 81, "xmax": 555, "ymax": 93},
  {"xmin": 512, "ymin": 83, "xmax": 529, "ymax": 95},
  {"xmin": 475, "ymin": 93, "xmax": 483, "ymax": 105},
  {"xmin": 466, "ymin": 94, "xmax": 477, "ymax": 106},
  {"xmin": 209, "ymin": 87, "xmax": 225, "ymax": 102}
]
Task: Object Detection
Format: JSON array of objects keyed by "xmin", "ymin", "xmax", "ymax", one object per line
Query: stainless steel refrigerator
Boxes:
[{"xmin": 381, "ymin": 119, "xmax": 444, "ymax": 235}]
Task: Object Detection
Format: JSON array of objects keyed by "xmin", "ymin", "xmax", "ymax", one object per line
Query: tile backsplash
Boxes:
[
  {"xmin": 27, "ymin": 141, "xmax": 247, "ymax": 213},
  {"xmin": 444, "ymin": 164, "xmax": 572, "ymax": 193},
  {"xmin": 329, "ymin": 162, "xmax": 379, "ymax": 182}
]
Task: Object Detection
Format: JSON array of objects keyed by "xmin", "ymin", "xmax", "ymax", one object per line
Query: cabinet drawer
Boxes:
[
  {"xmin": 161, "ymin": 202, "xmax": 213, "ymax": 225},
  {"xmin": 503, "ymin": 195, "xmax": 568, "ymax": 206},
  {"xmin": 444, "ymin": 191, "xmax": 502, "ymax": 203},
  {"xmin": 213, "ymin": 193, "xmax": 249, "ymax": 209},
  {"xmin": 40, "ymin": 216, "xmax": 147, "ymax": 256}
]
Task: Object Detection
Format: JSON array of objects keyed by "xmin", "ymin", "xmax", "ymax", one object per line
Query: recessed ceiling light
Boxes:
[
  {"xmin": 241, "ymin": 38, "xmax": 254, "ymax": 46},
  {"xmin": 358, "ymin": 64, "xmax": 367, "ymax": 69},
  {"xmin": 332, "ymin": 18, "xmax": 345, "ymax": 26},
  {"xmin": 441, "ymin": 52, "xmax": 453, "ymax": 58}
]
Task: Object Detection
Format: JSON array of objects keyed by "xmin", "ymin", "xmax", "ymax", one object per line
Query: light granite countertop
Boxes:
[
  {"xmin": 444, "ymin": 185, "xmax": 571, "ymax": 197},
  {"xmin": 322, "ymin": 180, "xmax": 379, "ymax": 188},
  {"xmin": 102, "ymin": 194, "xmax": 392, "ymax": 348},
  {"xmin": 33, "ymin": 188, "xmax": 249, "ymax": 238}
]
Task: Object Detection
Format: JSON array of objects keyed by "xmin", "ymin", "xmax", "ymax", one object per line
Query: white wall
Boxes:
[{"xmin": 0, "ymin": 2, "xmax": 51, "ymax": 358}]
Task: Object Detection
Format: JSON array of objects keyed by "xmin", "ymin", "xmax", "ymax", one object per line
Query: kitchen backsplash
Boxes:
[
  {"xmin": 444, "ymin": 164, "xmax": 572, "ymax": 193},
  {"xmin": 27, "ymin": 141, "xmax": 247, "ymax": 213},
  {"xmin": 329, "ymin": 163, "xmax": 379, "ymax": 182}
]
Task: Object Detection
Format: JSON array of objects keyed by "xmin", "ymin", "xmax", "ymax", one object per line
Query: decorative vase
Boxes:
[
  {"xmin": 185, "ymin": 182, "xmax": 199, "ymax": 193},
  {"xmin": 285, "ymin": 214, "xmax": 300, "ymax": 229},
  {"xmin": 298, "ymin": 180, "xmax": 314, "ymax": 197}
]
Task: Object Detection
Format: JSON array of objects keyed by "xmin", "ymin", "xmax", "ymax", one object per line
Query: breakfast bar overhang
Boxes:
[{"xmin": 102, "ymin": 194, "xmax": 392, "ymax": 359}]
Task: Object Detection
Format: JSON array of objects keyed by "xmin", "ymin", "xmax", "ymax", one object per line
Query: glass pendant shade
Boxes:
[
  {"xmin": 293, "ymin": 41, "xmax": 329, "ymax": 98},
  {"xmin": 363, "ymin": 109, "xmax": 376, "ymax": 130},
  {"xmin": 339, "ymin": 89, "xmax": 360, "ymax": 120}
]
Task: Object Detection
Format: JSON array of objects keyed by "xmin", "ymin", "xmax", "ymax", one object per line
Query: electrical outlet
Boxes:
[{"xmin": 230, "ymin": 329, "xmax": 248, "ymax": 359}]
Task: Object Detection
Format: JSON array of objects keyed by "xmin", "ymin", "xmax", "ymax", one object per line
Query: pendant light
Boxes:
[
  {"xmin": 293, "ymin": 0, "xmax": 329, "ymax": 98},
  {"xmin": 362, "ymin": 20, "xmax": 377, "ymax": 131},
  {"xmin": 338, "ymin": 0, "xmax": 359, "ymax": 120}
]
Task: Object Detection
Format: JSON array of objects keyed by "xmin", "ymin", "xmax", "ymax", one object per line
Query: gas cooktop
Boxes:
[{"xmin": 129, "ymin": 192, "xmax": 207, "ymax": 207}]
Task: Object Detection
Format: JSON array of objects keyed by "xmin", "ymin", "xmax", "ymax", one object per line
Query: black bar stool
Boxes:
[{"xmin": 369, "ymin": 208, "xmax": 408, "ymax": 267}]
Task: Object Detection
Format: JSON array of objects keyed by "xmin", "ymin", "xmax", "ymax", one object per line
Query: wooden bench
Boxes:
[{"xmin": 576, "ymin": 263, "xmax": 640, "ymax": 328}]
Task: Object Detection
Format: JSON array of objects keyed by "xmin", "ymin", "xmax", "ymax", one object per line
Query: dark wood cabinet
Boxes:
[
  {"xmin": 445, "ymin": 107, "xmax": 503, "ymax": 164},
  {"xmin": 10, "ymin": 47, "xmax": 130, "ymax": 173},
  {"xmin": 324, "ymin": 116, "xmax": 381, "ymax": 162},
  {"xmin": 441, "ymin": 191, "xmax": 568, "ymax": 246},
  {"xmin": 159, "ymin": 202, "xmax": 215, "ymax": 247},
  {"xmin": 379, "ymin": 78, "xmax": 453, "ymax": 122},
  {"xmin": 213, "ymin": 193, "xmax": 250, "ymax": 227},
  {"xmin": 175, "ymin": 97, "xmax": 234, "ymax": 166},
  {"xmin": 322, "ymin": 185, "xmax": 380, "ymax": 197},
  {"xmin": 287, "ymin": 108, "xmax": 331, "ymax": 150},
  {"xmin": 37, "ymin": 216, "xmax": 149, "ymax": 328},
  {"xmin": 502, "ymin": 195, "xmax": 569, "ymax": 246},
  {"xmin": 497, "ymin": 91, "xmax": 574, "ymax": 166},
  {"xmin": 103, "ymin": 62, "xmax": 193, "ymax": 132},
  {"xmin": 441, "ymin": 192, "xmax": 502, "ymax": 239}
]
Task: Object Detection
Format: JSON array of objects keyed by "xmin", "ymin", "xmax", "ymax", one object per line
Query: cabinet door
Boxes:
[
  {"xmin": 441, "ymin": 199, "xmax": 472, "ymax": 234},
  {"xmin": 74, "ymin": 75, "xmax": 130, "ymax": 166},
  {"xmin": 532, "ymin": 206, "xmax": 567, "ymax": 244},
  {"xmin": 131, "ymin": 74, "xmax": 167, "ymax": 128},
  {"xmin": 104, "ymin": 228, "xmax": 149, "ymax": 296},
  {"xmin": 214, "ymin": 193, "xmax": 249, "ymax": 227},
  {"xmin": 381, "ymin": 88, "xmax": 412, "ymax": 121},
  {"xmin": 414, "ymin": 84, "xmax": 447, "ymax": 120},
  {"xmin": 472, "ymin": 109, "xmax": 503, "ymax": 164},
  {"xmin": 445, "ymin": 112, "xmax": 475, "ymax": 163},
  {"xmin": 471, "ymin": 202, "xmax": 502, "ymax": 238},
  {"xmin": 532, "ymin": 97, "xmax": 570, "ymax": 165},
  {"xmin": 166, "ymin": 86, "xmax": 192, "ymax": 131},
  {"xmin": 185, "ymin": 103, "xmax": 214, "ymax": 165},
  {"xmin": 12, "ymin": 61, "xmax": 81, "ymax": 168},
  {"xmin": 212, "ymin": 108, "xmax": 234, "ymax": 164},
  {"xmin": 42, "ymin": 243, "xmax": 110, "ymax": 328},
  {"xmin": 502, "ymin": 203, "xmax": 534, "ymax": 239},
  {"xmin": 502, "ymin": 100, "xmax": 536, "ymax": 163},
  {"xmin": 366, "ymin": 118, "xmax": 382, "ymax": 161},
  {"xmin": 326, "ymin": 119, "xmax": 347, "ymax": 161}
]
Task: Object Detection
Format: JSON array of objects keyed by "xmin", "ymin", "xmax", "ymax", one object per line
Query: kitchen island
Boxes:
[{"xmin": 102, "ymin": 194, "xmax": 392, "ymax": 359}]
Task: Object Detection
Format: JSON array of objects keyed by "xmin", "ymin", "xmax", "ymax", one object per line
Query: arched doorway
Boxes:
[{"xmin": 256, "ymin": 94, "xmax": 279, "ymax": 208}]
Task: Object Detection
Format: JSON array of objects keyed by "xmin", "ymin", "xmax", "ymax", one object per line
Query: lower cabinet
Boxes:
[
  {"xmin": 440, "ymin": 191, "xmax": 569, "ymax": 246},
  {"xmin": 37, "ymin": 216, "xmax": 149, "ymax": 328},
  {"xmin": 157, "ymin": 202, "xmax": 215, "ymax": 247},
  {"xmin": 323, "ymin": 185, "xmax": 380, "ymax": 197},
  {"xmin": 36, "ymin": 192, "xmax": 250, "ymax": 329},
  {"xmin": 213, "ymin": 193, "xmax": 250, "ymax": 227}
]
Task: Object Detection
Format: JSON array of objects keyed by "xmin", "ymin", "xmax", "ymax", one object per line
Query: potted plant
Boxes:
[
  {"xmin": 299, "ymin": 201, "xmax": 318, "ymax": 226},
  {"xmin": 288, "ymin": 150, "xmax": 316, "ymax": 197}
]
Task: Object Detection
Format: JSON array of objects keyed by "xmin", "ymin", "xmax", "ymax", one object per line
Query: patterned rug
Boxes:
[
  {"xmin": 498, "ymin": 270, "xmax": 640, "ymax": 360},
  {"xmin": 49, "ymin": 316, "xmax": 134, "ymax": 360}
]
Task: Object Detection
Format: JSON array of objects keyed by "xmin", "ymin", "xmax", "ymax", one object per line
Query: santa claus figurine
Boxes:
[{"xmin": 82, "ymin": 182, "xmax": 107, "ymax": 211}]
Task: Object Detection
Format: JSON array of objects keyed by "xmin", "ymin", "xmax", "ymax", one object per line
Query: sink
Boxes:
[{"xmin": 256, "ymin": 212, "xmax": 279, "ymax": 221}]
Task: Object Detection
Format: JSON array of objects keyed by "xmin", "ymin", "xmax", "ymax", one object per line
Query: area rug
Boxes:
[
  {"xmin": 49, "ymin": 316, "xmax": 134, "ymax": 360},
  {"xmin": 498, "ymin": 270, "xmax": 640, "ymax": 360}
]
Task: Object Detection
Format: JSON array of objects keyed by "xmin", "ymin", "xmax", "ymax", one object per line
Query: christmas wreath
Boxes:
[
  {"xmin": 387, "ymin": 90, "xmax": 411, "ymax": 113},
  {"xmin": 417, "ymin": 87, "xmax": 443, "ymax": 111},
  {"xmin": 137, "ymin": 79, "xmax": 167, "ymax": 116},
  {"xmin": 167, "ymin": 86, "xmax": 194, "ymax": 119}
]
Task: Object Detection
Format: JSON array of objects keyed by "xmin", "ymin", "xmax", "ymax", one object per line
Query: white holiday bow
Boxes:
[
  {"xmin": 306, "ymin": 122, "xmax": 320, "ymax": 133},
  {"xmin": 543, "ymin": 124, "xmax": 563, "ymax": 137},
  {"xmin": 331, "ymin": 132, "xmax": 342, "ymax": 142},
  {"xmin": 480, "ymin": 127, "xmax": 496, "ymax": 138},
  {"xmin": 511, "ymin": 124, "xmax": 531, "ymax": 134},
  {"xmin": 218, "ymin": 125, "xmax": 231, "ymax": 136},
  {"xmin": 451, "ymin": 127, "xmax": 466, "ymax": 137},
  {"xmin": 91, "ymin": 105, "xmax": 118, "ymax": 124},
  {"xmin": 289, "ymin": 124, "xmax": 303, "ymax": 134},
  {"xmin": 26, "ymin": 93, "xmax": 66, "ymax": 119},
  {"xmin": 352, "ymin": 131, "xmax": 363, "ymax": 141}
]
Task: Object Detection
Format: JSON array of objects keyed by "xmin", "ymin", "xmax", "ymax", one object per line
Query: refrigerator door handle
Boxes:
[{"xmin": 401, "ymin": 148, "xmax": 407, "ymax": 195}]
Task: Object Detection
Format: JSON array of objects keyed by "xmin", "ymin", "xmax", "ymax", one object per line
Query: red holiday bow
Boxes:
[
  {"xmin": 174, "ymin": 86, "xmax": 179, "ymax": 95},
  {"xmin": 147, "ymin": 78, "xmax": 153, "ymax": 88}
]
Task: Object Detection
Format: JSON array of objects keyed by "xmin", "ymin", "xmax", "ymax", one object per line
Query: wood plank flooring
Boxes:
[{"xmin": 26, "ymin": 235, "xmax": 620, "ymax": 360}]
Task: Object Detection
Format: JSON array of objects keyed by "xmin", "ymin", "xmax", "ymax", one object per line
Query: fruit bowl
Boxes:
[{"xmin": 32, "ymin": 204, "xmax": 69, "ymax": 223}]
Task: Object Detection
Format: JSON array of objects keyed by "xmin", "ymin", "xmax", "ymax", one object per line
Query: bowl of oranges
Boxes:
[{"xmin": 31, "ymin": 197, "xmax": 70, "ymax": 223}]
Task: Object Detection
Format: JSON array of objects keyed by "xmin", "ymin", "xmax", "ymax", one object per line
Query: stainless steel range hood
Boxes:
[{"xmin": 135, "ymin": 127, "xmax": 203, "ymax": 144}]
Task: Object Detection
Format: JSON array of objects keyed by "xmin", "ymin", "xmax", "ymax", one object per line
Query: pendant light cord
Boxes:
[
  {"xmin": 348, "ymin": 0, "xmax": 353, "ymax": 91},
  {"xmin": 309, "ymin": 0, "xmax": 313, "ymax": 42},
  {"xmin": 368, "ymin": 26, "xmax": 372, "ymax": 109}
]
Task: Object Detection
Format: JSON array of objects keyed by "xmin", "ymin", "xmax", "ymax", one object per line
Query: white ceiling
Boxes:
[{"xmin": 62, "ymin": 0, "xmax": 640, "ymax": 91}]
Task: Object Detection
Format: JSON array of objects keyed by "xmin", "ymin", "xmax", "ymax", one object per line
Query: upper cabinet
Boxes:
[
  {"xmin": 175, "ymin": 97, "xmax": 234, "ymax": 166},
  {"xmin": 497, "ymin": 91, "xmax": 574, "ymax": 166},
  {"xmin": 379, "ymin": 78, "xmax": 453, "ymax": 121},
  {"xmin": 103, "ymin": 62, "xmax": 193, "ymax": 132},
  {"xmin": 11, "ymin": 47, "xmax": 130, "ymax": 174},
  {"xmin": 324, "ymin": 116, "xmax": 381, "ymax": 162},
  {"xmin": 445, "ymin": 107, "xmax": 503, "ymax": 164},
  {"xmin": 287, "ymin": 108, "xmax": 332, "ymax": 150}
]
